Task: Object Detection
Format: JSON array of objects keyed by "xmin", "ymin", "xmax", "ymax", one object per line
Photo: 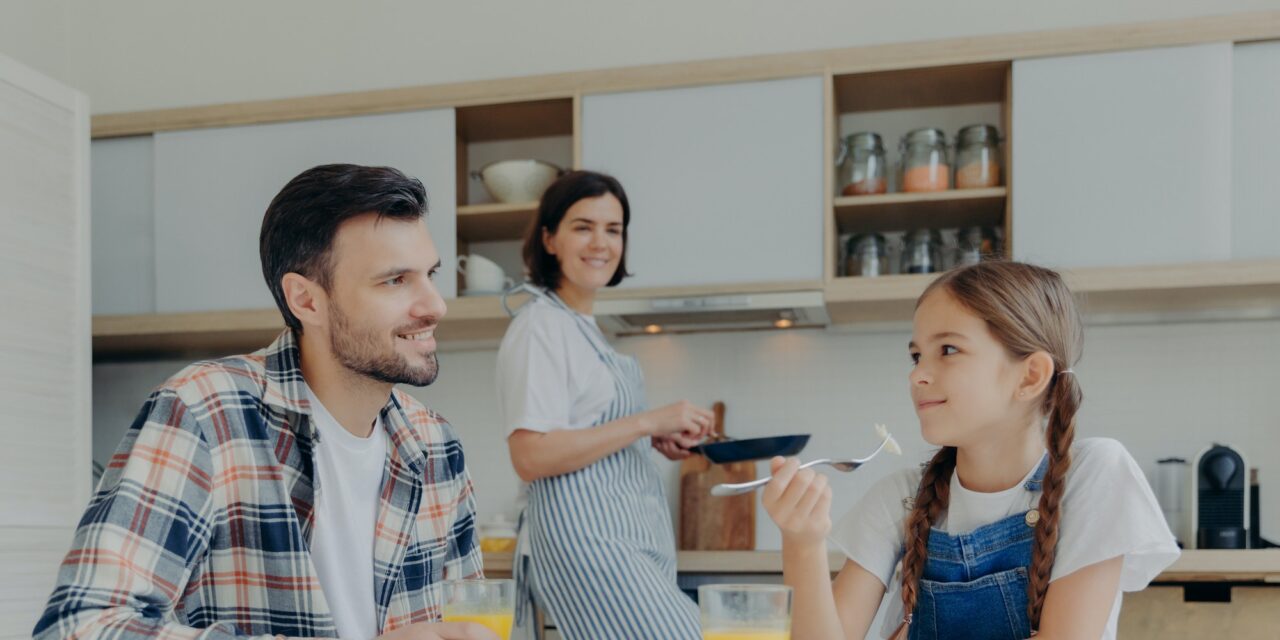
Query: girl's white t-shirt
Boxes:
[
  {"xmin": 496, "ymin": 293, "xmax": 616, "ymax": 436},
  {"xmin": 831, "ymin": 437, "xmax": 1180, "ymax": 640}
]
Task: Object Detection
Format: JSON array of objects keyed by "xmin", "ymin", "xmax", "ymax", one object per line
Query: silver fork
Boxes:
[{"xmin": 710, "ymin": 436, "xmax": 893, "ymax": 497}]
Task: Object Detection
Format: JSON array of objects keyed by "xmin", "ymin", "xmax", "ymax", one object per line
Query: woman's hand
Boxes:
[
  {"xmin": 762, "ymin": 456, "xmax": 832, "ymax": 547},
  {"xmin": 651, "ymin": 435, "xmax": 693, "ymax": 460},
  {"xmin": 639, "ymin": 400, "xmax": 714, "ymax": 446}
]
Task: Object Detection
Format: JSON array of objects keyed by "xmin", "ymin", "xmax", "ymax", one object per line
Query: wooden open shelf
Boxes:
[
  {"xmin": 455, "ymin": 98, "xmax": 573, "ymax": 142},
  {"xmin": 457, "ymin": 201, "xmax": 537, "ymax": 243},
  {"xmin": 456, "ymin": 98, "xmax": 576, "ymax": 213},
  {"xmin": 824, "ymin": 259, "xmax": 1280, "ymax": 325},
  {"xmin": 92, "ymin": 296, "xmax": 515, "ymax": 361},
  {"xmin": 834, "ymin": 61, "xmax": 1010, "ymax": 113},
  {"xmin": 834, "ymin": 187, "xmax": 1006, "ymax": 234}
]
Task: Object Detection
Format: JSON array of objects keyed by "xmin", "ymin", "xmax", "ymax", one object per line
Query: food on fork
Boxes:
[{"xmin": 876, "ymin": 423, "xmax": 902, "ymax": 456}]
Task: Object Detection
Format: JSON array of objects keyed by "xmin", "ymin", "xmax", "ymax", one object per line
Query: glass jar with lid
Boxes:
[
  {"xmin": 901, "ymin": 229, "xmax": 943, "ymax": 274},
  {"xmin": 844, "ymin": 232, "xmax": 888, "ymax": 277},
  {"xmin": 955, "ymin": 124, "xmax": 1002, "ymax": 189},
  {"xmin": 954, "ymin": 226, "xmax": 1003, "ymax": 267},
  {"xmin": 900, "ymin": 128, "xmax": 951, "ymax": 192},
  {"xmin": 836, "ymin": 132, "xmax": 888, "ymax": 196}
]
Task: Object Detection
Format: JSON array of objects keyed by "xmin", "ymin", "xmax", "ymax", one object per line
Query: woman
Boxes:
[{"xmin": 497, "ymin": 170, "xmax": 711, "ymax": 639}]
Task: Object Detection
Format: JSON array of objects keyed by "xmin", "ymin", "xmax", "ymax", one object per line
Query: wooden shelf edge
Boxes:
[
  {"xmin": 458, "ymin": 201, "xmax": 539, "ymax": 216},
  {"xmin": 824, "ymin": 259, "xmax": 1280, "ymax": 325},
  {"xmin": 92, "ymin": 296, "xmax": 516, "ymax": 360},
  {"xmin": 89, "ymin": 262, "xmax": 1280, "ymax": 357},
  {"xmin": 457, "ymin": 202, "xmax": 538, "ymax": 242},
  {"xmin": 833, "ymin": 187, "xmax": 1006, "ymax": 210}
]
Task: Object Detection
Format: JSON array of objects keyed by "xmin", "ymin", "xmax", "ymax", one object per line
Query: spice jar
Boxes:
[
  {"xmin": 836, "ymin": 132, "xmax": 888, "ymax": 196},
  {"xmin": 955, "ymin": 124, "xmax": 1002, "ymax": 189},
  {"xmin": 902, "ymin": 229, "xmax": 943, "ymax": 274},
  {"xmin": 844, "ymin": 233, "xmax": 888, "ymax": 277},
  {"xmin": 900, "ymin": 128, "xmax": 951, "ymax": 192}
]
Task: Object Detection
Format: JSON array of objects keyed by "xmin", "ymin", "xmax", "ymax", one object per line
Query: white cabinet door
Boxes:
[
  {"xmin": 153, "ymin": 109, "xmax": 457, "ymax": 313},
  {"xmin": 91, "ymin": 136, "xmax": 155, "ymax": 315},
  {"xmin": 0, "ymin": 52, "xmax": 91, "ymax": 637},
  {"xmin": 1012, "ymin": 44, "xmax": 1232, "ymax": 269},
  {"xmin": 1232, "ymin": 40, "xmax": 1280, "ymax": 260},
  {"xmin": 582, "ymin": 77, "xmax": 824, "ymax": 289}
]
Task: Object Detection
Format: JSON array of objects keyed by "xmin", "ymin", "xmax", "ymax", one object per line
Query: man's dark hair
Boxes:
[
  {"xmin": 522, "ymin": 169, "xmax": 631, "ymax": 291},
  {"xmin": 259, "ymin": 164, "xmax": 428, "ymax": 333}
]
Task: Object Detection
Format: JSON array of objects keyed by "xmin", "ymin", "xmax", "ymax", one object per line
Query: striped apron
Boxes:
[{"xmin": 514, "ymin": 290, "xmax": 700, "ymax": 639}]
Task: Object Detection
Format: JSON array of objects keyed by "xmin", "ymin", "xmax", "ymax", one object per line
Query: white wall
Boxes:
[
  {"xmin": 93, "ymin": 317, "xmax": 1280, "ymax": 551},
  {"xmin": 2, "ymin": 0, "xmax": 1278, "ymax": 114}
]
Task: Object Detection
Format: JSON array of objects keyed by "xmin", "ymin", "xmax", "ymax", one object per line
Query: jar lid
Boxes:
[
  {"xmin": 905, "ymin": 228, "xmax": 941, "ymax": 242},
  {"xmin": 957, "ymin": 124, "xmax": 1001, "ymax": 146},
  {"xmin": 901, "ymin": 128, "xmax": 947, "ymax": 147},
  {"xmin": 846, "ymin": 232, "xmax": 886, "ymax": 252},
  {"xmin": 843, "ymin": 132, "xmax": 884, "ymax": 151}
]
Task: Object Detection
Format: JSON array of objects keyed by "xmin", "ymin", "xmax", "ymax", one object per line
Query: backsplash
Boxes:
[{"xmin": 93, "ymin": 317, "xmax": 1280, "ymax": 550}]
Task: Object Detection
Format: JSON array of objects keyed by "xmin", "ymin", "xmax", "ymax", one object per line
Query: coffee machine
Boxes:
[{"xmin": 1189, "ymin": 443, "xmax": 1249, "ymax": 549}]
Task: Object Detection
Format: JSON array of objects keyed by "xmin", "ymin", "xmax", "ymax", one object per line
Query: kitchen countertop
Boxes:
[{"xmin": 482, "ymin": 549, "xmax": 1280, "ymax": 583}]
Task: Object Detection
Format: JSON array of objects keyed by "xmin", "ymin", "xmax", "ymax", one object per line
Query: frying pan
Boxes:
[{"xmin": 690, "ymin": 434, "xmax": 810, "ymax": 464}]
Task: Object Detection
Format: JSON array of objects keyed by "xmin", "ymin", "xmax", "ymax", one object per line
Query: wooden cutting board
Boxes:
[{"xmin": 678, "ymin": 401, "xmax": 756, "ymax": 550}]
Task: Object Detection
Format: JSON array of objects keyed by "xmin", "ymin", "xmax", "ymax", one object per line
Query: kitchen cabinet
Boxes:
[
  {"xmin": 0, "ymin": 52, "xmax": 91, "ymax": 636},
  {"xmin": 91, "ymin": 135, "xmax": 155, "ymax": 315},
  {"xmin": 1232, "ymin": 40, "xmax": 1280, "ymax": 260},
  {"xmin": 85, "ymin": 18, "xmax": 1280, "ymax": 356},
  {"xmin": 1011, "ymin": 43, "xmax": 1233, "ymax": 269},
  {"xmin": 581, "ymin": 77, "xmax": 825, "ymax": 290},
  {"xmin": 152, "ymin": 109, "xmax": 457, "ymax": 313}
]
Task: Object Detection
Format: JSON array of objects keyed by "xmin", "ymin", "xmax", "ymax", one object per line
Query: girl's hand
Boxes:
[{"xmin": 762, "ymin": 456, "xmax": 832, "ymax": 547}]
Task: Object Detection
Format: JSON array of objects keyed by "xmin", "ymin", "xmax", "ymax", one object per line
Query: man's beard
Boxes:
[{"xmin": 329, "ymin": 301, "xmax": 439, "ymax": 387}]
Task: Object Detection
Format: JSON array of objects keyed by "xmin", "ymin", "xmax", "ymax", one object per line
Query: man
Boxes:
[{"xmin": 36, "ymin": 165, "xmax": 497, "ymax": 640}]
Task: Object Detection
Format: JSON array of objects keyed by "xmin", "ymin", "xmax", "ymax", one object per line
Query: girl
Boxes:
[{"xmin": 763, "ymin": 261, "xmax": 1179, "ymax": 639}]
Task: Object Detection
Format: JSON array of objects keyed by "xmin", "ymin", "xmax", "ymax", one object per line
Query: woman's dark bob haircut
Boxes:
[{"xmin": 522, "ymin": 170, "xmax": 631, "ymax": 291}]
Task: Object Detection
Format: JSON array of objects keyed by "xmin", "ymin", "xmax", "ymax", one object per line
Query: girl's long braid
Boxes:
[
  {"xmin": 1026, "ymin": 369, "xmax": 1082, "ymax": 628},
  {"xmin": 890, "ymin": 447, "xmax": 956, "ymax": 640}
]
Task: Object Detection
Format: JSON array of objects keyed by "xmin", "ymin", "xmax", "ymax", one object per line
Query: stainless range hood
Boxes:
[{"xmin": 594, "ymin": 289, "xmax": 829, "ymax": 335}]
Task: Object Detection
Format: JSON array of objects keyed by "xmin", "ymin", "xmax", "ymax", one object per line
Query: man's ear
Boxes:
[
  {"xmin": 281, "ymin": 272, "xmax": 326, "ymax": 330},
  {"xmin": 1018, "ymin": 350, "xmax": 1055, "ymax": 401}
]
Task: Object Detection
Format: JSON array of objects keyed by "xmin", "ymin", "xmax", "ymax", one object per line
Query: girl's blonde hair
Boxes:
[{"xmin": 895, "ymin": 261, "xmax": 1084, "ymax": 637}]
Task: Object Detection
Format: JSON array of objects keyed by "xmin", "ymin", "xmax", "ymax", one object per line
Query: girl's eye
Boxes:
[
  {"xmin": 942, "ymin": 345, "xmax": 959, "ymax": 356},
  {"xmin": 909, "ymin": 352, "xmax": 920, "ymax": 365}
]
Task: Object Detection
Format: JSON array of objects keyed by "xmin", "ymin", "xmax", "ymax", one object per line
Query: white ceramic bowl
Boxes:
[{"xmin": 472, "ymin": 159, "xmax": 562, "ymax": 204}]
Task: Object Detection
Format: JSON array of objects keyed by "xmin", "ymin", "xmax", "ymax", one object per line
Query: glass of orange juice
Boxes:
[
  {"xmin": 699, "ymin": 584, "xmax": 792, "ymax": 640},
  {"xmin": 441, "ymin": 579, "xmax": 514, "ymax": 640}
]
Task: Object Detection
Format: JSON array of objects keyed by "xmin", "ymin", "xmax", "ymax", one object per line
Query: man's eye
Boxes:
[
  {"xmin": 942, "ymin": 345, "xmax": 958, "ymax": 356},
  {"xmin": 384, "ymin": 276, "xmax": 405, "ymax": 286}
]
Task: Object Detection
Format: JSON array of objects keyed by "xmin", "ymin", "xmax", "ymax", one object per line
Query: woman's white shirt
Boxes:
[
  {"xmin": 497, "ymin": 294, "xmax": 616, "ymax": 436},
  {"xmin": 830, "ymin": 437, "xmax": 1180, "ymax": 640}
]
